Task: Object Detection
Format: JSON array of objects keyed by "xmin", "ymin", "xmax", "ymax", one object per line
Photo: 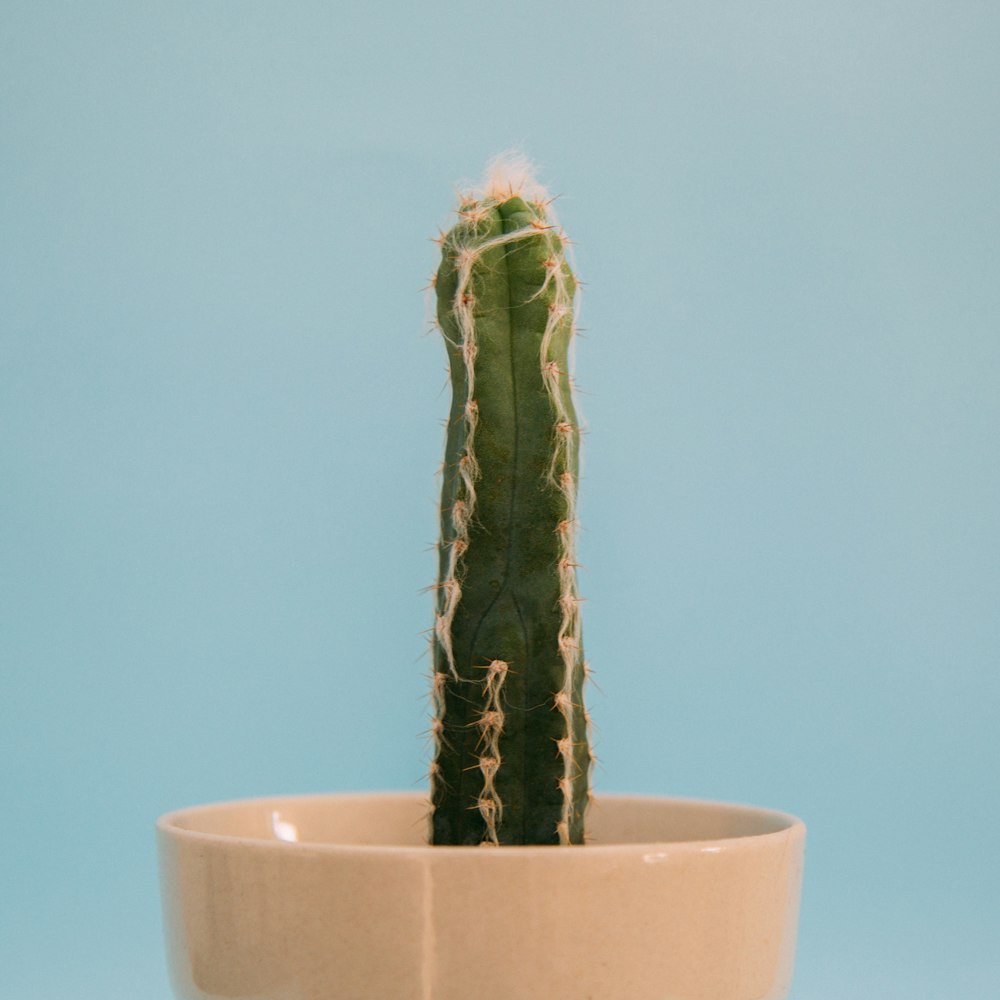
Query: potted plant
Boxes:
[{"xmin": 157, "ymin": 155, "xmax": 806, "ymax": 1000}]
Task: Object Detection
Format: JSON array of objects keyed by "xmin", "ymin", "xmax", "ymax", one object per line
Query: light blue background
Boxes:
[{"xmin": 2, "ymin": 2, "xmax": 997, "ymax": 997}]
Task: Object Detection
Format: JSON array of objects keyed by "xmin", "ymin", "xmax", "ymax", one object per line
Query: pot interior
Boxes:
[{"xmin": 161, "ymin": 793, "xmax": 799, "ymax": 848}]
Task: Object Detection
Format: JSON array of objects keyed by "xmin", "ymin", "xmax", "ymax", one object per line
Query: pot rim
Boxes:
[{"xmin": 156, "ymin": 790, "xmax": 804, "ymax": 856}]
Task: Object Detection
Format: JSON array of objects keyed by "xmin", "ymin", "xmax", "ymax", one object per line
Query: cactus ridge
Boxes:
[{"xmin": 428, "ymin": 171, "xmax": 592, "ymax": 846}]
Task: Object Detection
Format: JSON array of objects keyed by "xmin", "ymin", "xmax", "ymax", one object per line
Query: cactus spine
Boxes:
[{"xmin": 430, "ymin": 160, "xmax": 592, "ymax": 845}]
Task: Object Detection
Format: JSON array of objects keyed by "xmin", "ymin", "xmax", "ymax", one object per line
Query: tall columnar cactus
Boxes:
[{"xmin": 429, "ymin": 159, "xmax": 592, "ymax": 846}]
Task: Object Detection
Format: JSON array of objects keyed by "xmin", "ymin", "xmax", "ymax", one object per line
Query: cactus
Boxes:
[{"xmin": 429, "ymin": 156, "xmax": 592, "ymax": 845}]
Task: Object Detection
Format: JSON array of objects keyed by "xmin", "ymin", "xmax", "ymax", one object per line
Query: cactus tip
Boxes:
[{"xmin": 478, "ymin": 148, "xmax": 550, "ymax": 203}]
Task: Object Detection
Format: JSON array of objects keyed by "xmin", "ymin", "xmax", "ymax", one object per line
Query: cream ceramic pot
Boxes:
[{"xmin": 157, "ymin": 792, "xmax": 805, "ymax": 1000}]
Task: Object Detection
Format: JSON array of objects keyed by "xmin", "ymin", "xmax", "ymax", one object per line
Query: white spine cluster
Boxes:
[
  {"xmin": 539, "ymin": 249, "xmax": 584, "ymax": 845},
  {"xmin": 475, "ymin": 658, "xmax": 509, "ymax": 844},
  {"xmin": 427, "ymin": 670, "xmax": 449, "ymax": 804}
]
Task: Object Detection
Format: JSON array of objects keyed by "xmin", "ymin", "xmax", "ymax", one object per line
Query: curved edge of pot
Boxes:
[{"xmin": 157, "ymin": 792, "xmax": 805, "ymax": 1000}]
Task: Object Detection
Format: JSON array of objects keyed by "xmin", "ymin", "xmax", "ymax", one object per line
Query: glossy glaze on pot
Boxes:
[{"xmin": 157, "ymin": 792, "xmax": 805, "ymax": 1000}]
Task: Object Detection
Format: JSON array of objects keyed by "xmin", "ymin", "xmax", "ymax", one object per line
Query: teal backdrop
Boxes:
[{"xmin": 2, "ymin": 2, "xmax": 998, "ymax": 997}]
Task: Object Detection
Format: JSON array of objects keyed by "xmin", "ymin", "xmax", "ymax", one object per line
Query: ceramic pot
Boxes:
[{"xmin": 157, "ymin": 792, "xmax": 805, "ymax": 1000}]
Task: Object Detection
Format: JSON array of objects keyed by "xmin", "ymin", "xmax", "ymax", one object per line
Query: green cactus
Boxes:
[{"xmin": 429, "ymin": 161, "xmax": 592, "ymax": 845}]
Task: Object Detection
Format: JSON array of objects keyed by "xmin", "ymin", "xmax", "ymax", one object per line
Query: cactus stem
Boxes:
[
  {"xmin": 438, "ymin": 218, "xmax": 570, "ymax": 686},
  {"xmin": 431, "ymin": 161, "xmax": 591, "ymax": 845}
]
